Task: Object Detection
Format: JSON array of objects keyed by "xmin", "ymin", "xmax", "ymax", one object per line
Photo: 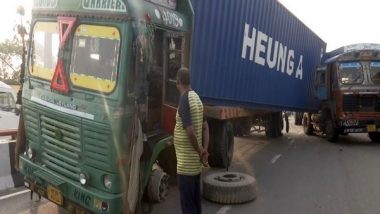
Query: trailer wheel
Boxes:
[
  {"xmin": 302, "ymin": 113, "xmax": 313, "ymax": 135},
  {"xmin": 265, "ymin": 112, "xmax": 282, "ymax": 138},
  {"xmin": 368, "ymin": 132, "xmax": 380, "ymax": 143},
  {"xmin": 209, "ymin": 121, "xmax": 234, "ymax": 168},
  {"xmin": 147, "ymin": 169, "xmax": 169, "ymax": 202},
  {"xmin": 295, "ymin": 112, "xmax": 303, "ymax": 126},
  {"xmin": 233, "ymin": 118, "xmax": 252, "ymax": 137},
  {"xmin": 325, "ymin": 119, "xmax": 338, "ymax": 142},
  {"xmin": 202, "ymin": 172, "xmax": 257, "ymax": 204}
]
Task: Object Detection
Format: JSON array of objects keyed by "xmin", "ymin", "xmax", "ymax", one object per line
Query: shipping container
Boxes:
[{"xmin": 190, "ymin": 0, "xmax": 327, "ymax": 112}]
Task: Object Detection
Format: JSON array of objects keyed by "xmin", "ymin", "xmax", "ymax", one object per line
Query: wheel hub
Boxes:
[{"xmin": 215, "ymin": 173, "xmax": 243, "ymax": 182}]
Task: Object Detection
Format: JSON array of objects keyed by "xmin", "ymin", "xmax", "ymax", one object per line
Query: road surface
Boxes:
[{"xmin": 2, "ymin": 122, "xmax": 380, "ymax": 214}]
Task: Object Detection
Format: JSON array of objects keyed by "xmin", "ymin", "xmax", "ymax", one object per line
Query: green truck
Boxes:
[{"xmin": 18, "ymin": 0, "xmax": 326, "ymax": 213}]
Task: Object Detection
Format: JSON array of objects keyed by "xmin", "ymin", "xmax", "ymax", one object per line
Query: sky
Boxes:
[
  {"xmin": 277, "ymin": 0, "xmax": 380, "ymax": 51},
  {"xmin": 0, "ymin": 0, "xmax": 32, "ymax": 42},
  {"xmin": 0, "ymin": 0, "xmax": 379, "ymax": 51}
]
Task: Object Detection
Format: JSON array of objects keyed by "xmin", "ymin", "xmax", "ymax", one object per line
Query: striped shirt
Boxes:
[{"xmin": 174, "ymin": 90, "xmax": 204, "ymax": 175}]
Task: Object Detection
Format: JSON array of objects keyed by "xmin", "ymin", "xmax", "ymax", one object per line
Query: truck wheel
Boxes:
[
  {"xmin": 209, "ymin": 121, "xmax": 234, "ymax": 168},
  {"xmin": 368, "ymin": 132, "xmax": 380, "ymax": 143},
  {"xmin": 203, "ymin": 172, "xmax": 257, "ymax": 204},
  {"xmin": 302, "ymin": 113, "xmax": 313, "ymax": 135},
  {"xmin": 265, "ymin": 112, "xmax": 282, "ymax": 138},
  {"xmin": 295, "ymin": 112, "xmax": 303, "ymax": 126},
  {"xmin": 325, "ymin": 119, "xmax": 338, "ymax": 142},
  {"xmin": 147, "ymin": 169, "xmax": 169, "ymax": 202},
  {"xmin": 233, "ymin": 118, "xmax": 252, "ymax": 136}
]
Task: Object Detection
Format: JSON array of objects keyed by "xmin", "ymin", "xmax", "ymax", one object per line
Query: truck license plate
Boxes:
[
  {"xmin": 367, "ymin": 125, "xmax": 376, "ymax": 132},
  {"xmin": 47, "ymin": 185, "xmax": 63, "ymax": 206}
]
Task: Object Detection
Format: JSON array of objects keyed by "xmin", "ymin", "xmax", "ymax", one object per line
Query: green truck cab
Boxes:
[{"xmin": 19, "ymin": 0, "xmax": 193, "ymax": 213}]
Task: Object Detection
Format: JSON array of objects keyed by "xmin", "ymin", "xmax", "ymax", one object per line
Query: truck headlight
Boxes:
[
  {"xmin": 27, "ymin": 147, "xmax": 34, "ymax": 159},
  {"xmin": 79, "ymin": 173, "xmax": 88, "ymax": 185},
  {"xmin": 103, "ymin": 175, "xmax": 112, "ymax": 190}
]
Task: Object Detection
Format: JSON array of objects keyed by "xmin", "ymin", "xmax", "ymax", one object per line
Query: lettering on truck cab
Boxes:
[{"xmin": 241, "ymin": 23, "xmax": 304, "ymax": 80}]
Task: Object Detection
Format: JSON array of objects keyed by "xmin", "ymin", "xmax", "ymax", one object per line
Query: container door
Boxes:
[{"xmin": 162, "ymin": 33, "xmax": 184, "ymax": 134}]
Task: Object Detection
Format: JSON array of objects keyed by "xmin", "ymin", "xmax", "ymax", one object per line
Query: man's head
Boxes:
[{"xmin": 176, "ymin": 67, "xmax": 191, "ymax": 92}]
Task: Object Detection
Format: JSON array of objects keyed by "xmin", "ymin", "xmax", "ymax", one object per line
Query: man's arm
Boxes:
[
  {"xmin": 201, "ymin": 120, "xmax": 209, "ymax": 166},
  {"xmin": 202, "ymin": 120, "xmax": 209, "ymax": 151},
  {"xmin": 185, "ymin": 126, "xmax": 204, "ymax": 156}
]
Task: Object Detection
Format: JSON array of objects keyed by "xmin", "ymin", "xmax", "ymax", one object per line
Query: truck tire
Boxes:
[
  {"xmin": 147, "ymin": 169, "xmax": 169, "ymax": 202},
  {"xmin": 295, "ymin": 112, "xmax": 303, "ymax": 126},
  {"xmin": 233, "ymin": 118, "xmax": 252, "ymax": 136},
  {"xmin": 368, "ymin": 132, "xmax": 380, "ymax": 143},
  {"xmin": 302, "ymin": 113, "xmax": 313, "ymax": 135},
  {"xmin": 325, "ymin": 119, "xmax": 338, "ymax": 142},
  {"xmin": 203, "ymin": 172, "xmax": 257, "ymax": 204},
  {"xmin": 209, "ymin": 121, "xmax": 234, "ymax": 168},
  {"xmin": 265, "ymin": 112, "xmax": 282, "ymax": 138}
]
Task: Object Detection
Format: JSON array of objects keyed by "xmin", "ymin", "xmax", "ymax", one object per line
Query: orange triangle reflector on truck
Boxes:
[
  {"xmin": 51, "ymin": 60, "xmax": 69, "ymax": 94},
  {"xmin": 58, "ymin": 16, "xmax": 77, "ymax": 48}
]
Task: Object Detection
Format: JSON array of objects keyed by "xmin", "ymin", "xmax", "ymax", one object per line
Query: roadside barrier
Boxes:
[{"xmin": 0, "ymin": 129, "xmax": 23, "ymax": 191}]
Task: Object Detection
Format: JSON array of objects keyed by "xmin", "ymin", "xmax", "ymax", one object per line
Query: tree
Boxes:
[{"xmin": 0, "ymin": 38, "xmax": 22, "ymax": 84}]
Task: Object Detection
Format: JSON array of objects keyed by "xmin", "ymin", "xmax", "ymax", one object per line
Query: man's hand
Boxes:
[{"xmin": 200, "ymin": 149, "xmax": 209, "ymax": 167}]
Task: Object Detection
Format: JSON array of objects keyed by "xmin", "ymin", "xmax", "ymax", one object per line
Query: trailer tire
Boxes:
[
  {"xmin": 325, "ymin": 119, "xmax": 338, "ymax": 142},
  {"xmin": 368, "ymin": 132, "xmax": 380, "ymax": 143},
  {"xmin": 295, "ymin": 112, "xmax": 303, "ymax": 126},
  {"xmin": 203, "ymin": 172, "xmax": 257, "ymax": 204},
  {"xmin": 233, "ymin": 118, "xmax": 252, "ymax": 137},
  {"xmin": 302, "ymin": 113, "xmax": 313, "ymax": 135},
  {"xmin": 265, "ymin": 112, "xmax": 282, "ymax": 138},
  {"xmin": 209, "ymin": 121, "xmax": 234, "ymax": 168}
]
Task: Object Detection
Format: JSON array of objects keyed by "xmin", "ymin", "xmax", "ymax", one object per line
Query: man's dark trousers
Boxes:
[{"xmin": 178, "ymin": 174, "xmax": 201, "ymax": 214}]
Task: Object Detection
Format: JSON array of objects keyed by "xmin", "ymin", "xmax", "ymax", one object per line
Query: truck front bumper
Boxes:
[
  {"xmin": 339, "ymin": 119, "xmax": 380, "ymax": 133},
  {"xmin": 19, "ymin": 156, "xmax": 124, "ymax": 214}
]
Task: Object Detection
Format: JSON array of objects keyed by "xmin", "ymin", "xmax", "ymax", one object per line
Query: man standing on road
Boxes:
[{"xmin": 174, "ymin": 68, "xmax": 209, "ymax": 214}]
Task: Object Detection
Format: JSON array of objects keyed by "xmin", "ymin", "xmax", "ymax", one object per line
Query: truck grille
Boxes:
[
  {"xmin": 343, "ymin": 95, "xmax": 380, "ymax": 112},
  {"xmin": 23, "ymin": 102, "xmax": 114, "ymax": 181},
  {"xmin": 83, "ymin": 122, "xmax": 112, "ymax": 170},
  {"xmin": 40, "ymin": 114, "xmax": 81, "ymax": 181}
]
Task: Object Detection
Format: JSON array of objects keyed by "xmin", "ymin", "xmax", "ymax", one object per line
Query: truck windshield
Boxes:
[
  {"xmin": 70, "ymin": 24, "xmax": 120, "ymax": 93},
  {"xmin": 30, "ymin": 22, "xmax": 59, "ymax": 80},
  {"xmin": 338, "ymin": 62, "xmax": 363, "ymax": 84},
  {"xmin": 370, "ymin": 62, "xmax": 380, "ymax": 84}
]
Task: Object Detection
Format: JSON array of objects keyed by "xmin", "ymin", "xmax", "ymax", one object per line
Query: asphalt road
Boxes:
[
  {"xmin": 151, "ymin": 123, "xmax": 380, "ymax": 214},
  {"xmin": 2, "ymin": 122, "xmax": 380, "ymax": 214}
]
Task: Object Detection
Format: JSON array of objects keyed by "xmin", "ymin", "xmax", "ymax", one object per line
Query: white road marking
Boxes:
[
  {"xmin": 216, "ymin": 206, "xmax": 231, "ymax": 214},
  {"xmin": 0, "ymin": 189, "xmax": 30, "ymax": 201},
  {"xmin": 271, "ymin": 154, "xmax": 282, "ymax": 164}
]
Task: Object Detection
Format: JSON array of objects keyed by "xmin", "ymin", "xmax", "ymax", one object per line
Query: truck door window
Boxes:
[
  {"xmin": 70, "ymin": 25, "xmax": 120, "ymax": 93},
  {"xmin": 370, "ymin": 62, "xmax": 380, "ymax": 84},
  {"xmin": 164, "ymin": 36, "xmax": 183, "ymax": 107},
  {"xmin": 30, "ymin": 22, "xmax": 59, "ymax": 80},
  {"xmin": 338, "ymin": 62, "xmax": 363, "ymax": 84}
]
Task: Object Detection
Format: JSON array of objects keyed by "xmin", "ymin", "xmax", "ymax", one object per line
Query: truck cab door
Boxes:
[
  {"xmin": 314, "ymin": 66, "xmax": 327, "ymax": 100},
  {"xmin": 162, "ymin": 33, "xmax": 185, "ymax": 134}
]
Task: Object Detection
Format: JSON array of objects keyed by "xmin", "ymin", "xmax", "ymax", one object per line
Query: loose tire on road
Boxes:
[
  {"xmin": 202, "ymin": 172, "xmax": 257, "ymax": 204},
  {"xmin": 147, "ymin": 169, "xmax": 169, "ymax": 202},
  {"xmin": 368, "ymin": 132, "xmax": 380, "ymax": 143}
]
